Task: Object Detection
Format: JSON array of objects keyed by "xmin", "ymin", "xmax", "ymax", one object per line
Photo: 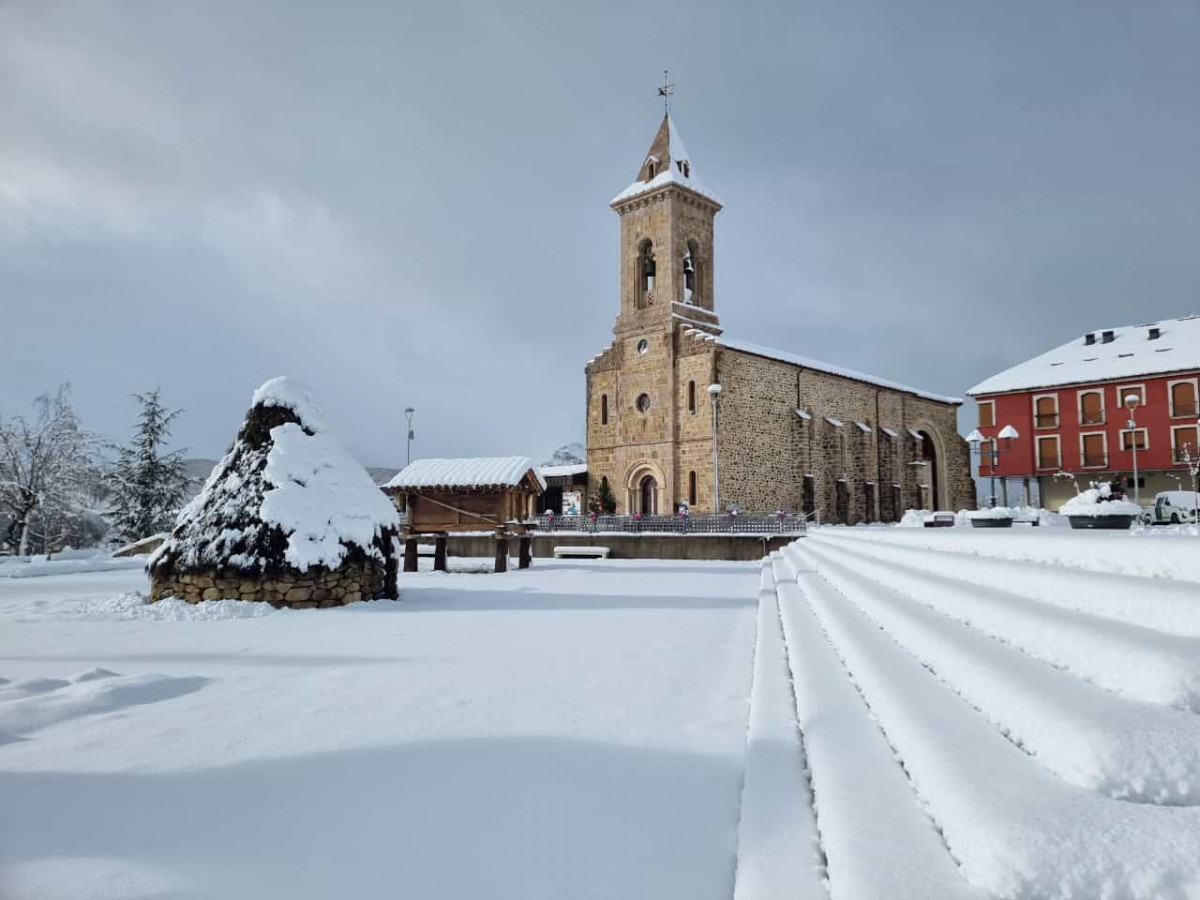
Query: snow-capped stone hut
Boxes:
[{"xmin": 148, "ymin": 377, "xmax": 400, "ymax": 608}]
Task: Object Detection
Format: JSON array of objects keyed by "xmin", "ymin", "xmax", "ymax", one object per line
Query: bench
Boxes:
[
  {"xmin": 553, "ymin": 546, "xmax": 611, "ymax": 559},
  {"xmin": 923, "ymin": 513, "xmax": 957, "ymax": 528}
]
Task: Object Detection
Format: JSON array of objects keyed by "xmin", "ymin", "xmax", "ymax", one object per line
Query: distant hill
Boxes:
[
  {"xmin": 182, "ymin": 458, "xmax": 401, "ymax": 497},
  {"xmin": 542, "ymin": 442, "xmax": 586, "ymax": 467}
]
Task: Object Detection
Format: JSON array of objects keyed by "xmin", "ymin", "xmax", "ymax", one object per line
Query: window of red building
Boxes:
[
  {"xmin": 1173, "ymin": 424, "xmax": 1198, "ymax": 462},
  {"xmin": 1033, "ymin": 394, "xmax": 1058, "ymax": 429},
  {"xmin": 1079, "ymin": 390, "xmax": 1105, "ymax": 426},
  {"xmin": 978, "ymin": 400, "xmax": 995, "ymax": 428},
  {"xmin": 1036, "ymin": 436, "xmax": 1060, "ymax": 470},
  {"xmin": 1170, "ymin": 380, "xmax": 1197, "ymax": 418},
  {"xmin": 1120, "ymin": 428, "xmax": 1148, "ymax": 451},
  {"xmin": 1081, "ymin": 432, "xmax": 1107, "ymax": 468}
]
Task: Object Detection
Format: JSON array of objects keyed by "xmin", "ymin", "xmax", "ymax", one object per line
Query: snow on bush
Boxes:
[{"xmin": 1060, "ymin": 483, "xmax": 1141, "ymax": 518}]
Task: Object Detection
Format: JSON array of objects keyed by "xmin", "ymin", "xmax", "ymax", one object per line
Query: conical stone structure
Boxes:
[{"xmin": 148, "ymin": 377, "xmax": 399, "ymax": 607}]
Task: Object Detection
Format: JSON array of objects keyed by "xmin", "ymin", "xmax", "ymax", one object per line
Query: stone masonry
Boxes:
[
  {"xmin": 149, "ymin": 559, "xmax": 389, "ymax": 609},
  {"xmin": 585, "ymin": 113, "xmax": 974, "ymax": 521}
]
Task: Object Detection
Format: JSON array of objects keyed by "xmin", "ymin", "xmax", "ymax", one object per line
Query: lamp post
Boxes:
[
  {"xmin": 1124, "ymin": 392, "xmax": 1141, "ymax": 507},
  {"xmin": 966, "ymin": 424, "xmax": 1019, "ymax": 507},
  {"xmin": 404, "ymin": 407, "xmax": 415, "ymax": 467},
  {"xmin": 708, "ymin": 383, "xmax": 722, "ymax": 514}
]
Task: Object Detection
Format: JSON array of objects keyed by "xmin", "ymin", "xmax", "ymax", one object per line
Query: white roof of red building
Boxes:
[
  {"xmin": 386, "ymin": 457, "xmax": 547, "ymax": 492},
  {"xmin": 968, "ymin": 315, "xmax": 1200, "ymax": 396}
]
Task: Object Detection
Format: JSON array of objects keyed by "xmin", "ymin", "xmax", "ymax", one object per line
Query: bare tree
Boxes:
[{"xmin": 0, "ymin": 385, "xmax": 101, "ymax": 556}]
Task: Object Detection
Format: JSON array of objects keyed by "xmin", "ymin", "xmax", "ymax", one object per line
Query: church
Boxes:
[{"xmin": 585, "ymin": 113, "xmax": 974, "ymax": 522}]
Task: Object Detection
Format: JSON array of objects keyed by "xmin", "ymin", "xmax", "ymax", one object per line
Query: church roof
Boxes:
[
  {"xmin": 716, "ymin": 335, "xmax": 963, "ymax": 405},
  {"xmin": 610, "ymin": 114, "xmax": 722, "ymax": 208}
]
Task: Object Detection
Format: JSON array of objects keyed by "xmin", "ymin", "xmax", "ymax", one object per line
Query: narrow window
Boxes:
[
  {"xmin": 977, "ymin": 400, "xmax": 995, "ymax": 428},
  {"xmin": 1037, "ymin": 436, "xmax": 1060, "ymax": 469},
  {"xmin": 688, "ymin": 380, "xmax": 696, "ymax": 414},
  {"xmin": 601, "ymin": 394, "xmax": 608, "ymax": 425},
  {"xmin": 1080, "ymin": 391, "xmax": 1104, "ymax": 426},
  {"xmin": 688, "ymin": 471, "xmax": 697, "ymax": 505},
  {"xmin": 1172, "ymin": 381, "xmax": 1197, "ymax": 417},
  {"xmin": 1034, "ymin": 395, "xmax": 1058, "ymax": 429},
  {"xmin": 1174, "ymin": 425, "xmax": 1198, "ymax": 462},
  {"xmin": 638, "ymin": 240, "xmax": 656, "ymax": 307},
  {"xmin": 1082, "ymin": 433, "xmax": 1106, "ymax": 467},
  {"xmin": 1121, "ymin": 429, "xmax": 1147, "ymax": 451}
]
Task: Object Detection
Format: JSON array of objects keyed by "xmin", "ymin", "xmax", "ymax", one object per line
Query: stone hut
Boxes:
[{"xmin": 148, "ymin": 377, "xmax": 400, "ymax": 608}]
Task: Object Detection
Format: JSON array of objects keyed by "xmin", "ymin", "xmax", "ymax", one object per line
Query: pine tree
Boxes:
[
  {"xmin": 109, "ymin": 390, "xmax": 189, "ymax": 542},
  {"xmin": 589, "ymin": 475, "xmax": 617, "ymax": 514}
]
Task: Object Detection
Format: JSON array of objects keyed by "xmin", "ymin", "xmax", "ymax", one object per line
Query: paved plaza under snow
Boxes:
[{"xmin": 4, "ymin": 528, "xmax": 1200, "ymax": 899}]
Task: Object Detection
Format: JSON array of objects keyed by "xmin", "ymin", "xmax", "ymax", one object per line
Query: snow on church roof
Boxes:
[
  {"xmin": 386, "ymin": 457, "xmax": 547, "ymax": 492},
  {"xmin": 968, "ymin": 316, "xmax": 1200, "ymax": 396},
  {"xmin": 610, "ymin": 114, "xmax": 722, "ymax": 208},
  {"xmin": 717, "ymin": 336, "xmax": 962, "ymax": 405}
]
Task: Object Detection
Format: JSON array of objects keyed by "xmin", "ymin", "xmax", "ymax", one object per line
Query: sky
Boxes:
[{"xmin": 2, "ymin": 0, "xmax": 1198, "ymax": 468}]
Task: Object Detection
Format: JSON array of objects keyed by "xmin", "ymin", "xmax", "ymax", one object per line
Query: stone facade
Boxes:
[
  {"xmin": 149, "ymin": 559, "xmax": 390, "ymax": 609},
  {"xmin": 585, "ymin": 114, "xmax": 974, "ymax": 521}
]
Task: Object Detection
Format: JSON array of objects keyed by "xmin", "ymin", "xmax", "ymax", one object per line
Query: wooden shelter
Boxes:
[{"xmin": 384, "ymin": 457, "xmax": 546, "ymax": 572}]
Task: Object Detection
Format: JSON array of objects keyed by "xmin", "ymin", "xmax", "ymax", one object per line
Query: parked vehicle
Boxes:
[{"xmin": 1148, "ymin": 491, "xmax": 1200, "ymax": 525}]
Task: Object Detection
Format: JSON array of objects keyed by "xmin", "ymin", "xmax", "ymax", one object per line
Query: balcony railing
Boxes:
[
  {"xmin": 1037, "ymin": 456, "xmax": 1060, "ymax": 470},
  {"xmin": 1080, "ymin": 412, "xmax": 1106, "ymax": 426},
  {"xmin": 1173, "ymin": 403, "xmax": 1198, "ymax": 418},
  {"xmin": 538, "ymin": 513, "xmax": 808, "ymax": 535},
  {"xmin": 1082, "ymin": 453, "xmax": 1107, "ymax": 468},
  {"xmin": 1035, "ymin": 414, "xmax": 1059, "ymax": 428},
  {"xmin": 1174, "ymin": 447, "xmax": 1197, "ymax": 464}
]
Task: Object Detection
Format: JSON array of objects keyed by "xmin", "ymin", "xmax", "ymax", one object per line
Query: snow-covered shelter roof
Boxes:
[
  {"xmin": 968, "ymin": 316, "xmax": 1200, "ymax": 396},
  {"xmin": 539, "ymin": 463, "xmax": 587, "ymax": 479},
  {"xmin": 386, "ymin": 457, "xmax": 547, "ymax": 493},
  {"xmin": 149, "ymin": 377, "xmax": 400, "ymax": 577},
  {"xmin": 610, "ymin": 114, "xmax": 722, "ymax": 208},
  {"xmin": 717, "ymin": 336, "xmax": 962, "ymax": 405}
]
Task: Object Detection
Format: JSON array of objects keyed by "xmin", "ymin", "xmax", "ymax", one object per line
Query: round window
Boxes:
[
  {"xmin": 636, "ymin": 393, "xmax": 651, "ymax": 413},
  {"xmin": 637, "ymin": 338, "xmax": 649, "ymax": 354}
]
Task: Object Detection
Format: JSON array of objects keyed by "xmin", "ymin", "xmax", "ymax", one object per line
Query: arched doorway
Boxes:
[
  {"xmin": 917, "ymin": 429, "xmax": 942, "ymax": 510},
  {"xmin": 639, "ymin": 474, "xmax": 659, "ymax": 515}
]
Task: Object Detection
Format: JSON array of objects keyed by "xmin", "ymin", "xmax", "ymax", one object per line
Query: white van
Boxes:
[{"xmin": 1149, "ymin": 491, "xmax": 1200, "ymax": 525}]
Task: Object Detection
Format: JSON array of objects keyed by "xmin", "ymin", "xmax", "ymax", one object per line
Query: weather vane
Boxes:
[{"xmin": 657, "ymin": 70, "xmax": 674, "ymax": 115}]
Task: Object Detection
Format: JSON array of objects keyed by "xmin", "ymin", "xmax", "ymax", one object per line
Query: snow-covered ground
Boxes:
[
  {"xmin": 753, "ymin": 526, "xmax": 1200, "ymax": 899},
  {"xmin": 0, "ymin": 559, "xmax": 757, "ymax": 900},
  {"xmin": 6, "ymin": 528, "xmax": 1200, "ymax": 899}
]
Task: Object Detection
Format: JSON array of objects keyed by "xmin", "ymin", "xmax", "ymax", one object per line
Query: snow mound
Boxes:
[
  {"xmin": 83, "ymin": 591, "xmax": 278, "ymax": 620},
  {"xmin": 150, "ymin": 378, "xmax": 399, "ymax": 576},
  {"xmin": 250, "ymin": 375, "xmax": 329, "ymax": 433},
  {"xmin": 1060, "ymin": 484, "xmax": 1141, "ymax": 517}
]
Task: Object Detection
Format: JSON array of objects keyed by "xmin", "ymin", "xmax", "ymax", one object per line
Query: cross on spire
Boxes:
[{"xmin": 657, "ymin": 70, "xmax": 674, "ymax": 115}]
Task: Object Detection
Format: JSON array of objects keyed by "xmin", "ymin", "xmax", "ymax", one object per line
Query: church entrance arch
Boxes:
[{"xmin": 624, "ymin": 461, "xmax": 665, "ymax": 515}]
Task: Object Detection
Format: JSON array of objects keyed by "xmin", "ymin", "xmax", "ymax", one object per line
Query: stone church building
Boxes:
[{"xmin": 585, "ymin": 114, "xmax": 973, "ymax": 522}]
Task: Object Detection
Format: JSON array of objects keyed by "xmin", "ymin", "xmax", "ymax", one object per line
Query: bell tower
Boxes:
[{"xmin": 609, "ymin": 114, "xmax": 723, "ymax": 340}]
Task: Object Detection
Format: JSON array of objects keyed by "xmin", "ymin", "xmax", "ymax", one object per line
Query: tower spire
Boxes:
[{"xmin": 657, "ymin": 70, "xmax": 674, "ymax": 116}]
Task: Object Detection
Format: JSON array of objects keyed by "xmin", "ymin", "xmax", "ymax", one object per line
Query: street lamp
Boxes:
[
  {"xmin": 966, "ymin": 424, "xmax": 1020, "ymax": 507},
  {"xmin": 404, "ymin": 407, "xmax": 415, "ymax": 467},
  {"xmin": 1124, "ymin": 392, "xmax": 1141, "ymax": 507},
  {"xmin": 708, "ymin": 383, "xmax": 722, "ymax": 514}
]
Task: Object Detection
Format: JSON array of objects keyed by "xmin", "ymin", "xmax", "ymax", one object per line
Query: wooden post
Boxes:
[
  {"xmin": 403, "ymin": 537, "xmax": 419, "ymax": 573},
  {"xmin": 434, "ymin": 534, "xmax": 448, "ymax": 572},
  {"xmin": 494, "ymin": 527, "xmax": 509, "ymax": 574},
  {"xmin": 518, "ymin": 535, "xmax": 532, "ymax": 569}
]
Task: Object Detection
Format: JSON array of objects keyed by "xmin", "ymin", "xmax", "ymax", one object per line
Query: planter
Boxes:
[
  {"xmin": 923, "ymin": 513, "xmax": 956, "ymax": 528},
  {"xmin": 970, "ymin": 517, "xmax": 1014, "ymax": 528},
  {"xmin": 1067, "ymin": 514, "xmax": 1135, "ymax": 530}
]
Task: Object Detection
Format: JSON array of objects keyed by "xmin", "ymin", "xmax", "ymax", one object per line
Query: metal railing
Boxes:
[
  {"xmin": 536, "ymin": 513, "xmax": 808, "ymax": 535},
  {"xmin": 1034, "ymin": 414, "xmax": 1059, "ymax": 428}
]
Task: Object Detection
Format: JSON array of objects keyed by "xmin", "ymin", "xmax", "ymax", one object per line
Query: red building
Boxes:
[{"xmin": 967, "ymin": 317, "xmax": 1200, "ymax": 510}]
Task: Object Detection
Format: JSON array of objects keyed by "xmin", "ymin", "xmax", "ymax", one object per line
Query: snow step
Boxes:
[
  {"xmin": 792, "ymin": 540, "xmax": 1200, "ymax": 805},
  {"xmin": 787, "ymin": 559, "xmax": 1200, "ymax": 899},
  {"xmin": 808, "ymin": 532, "xmax": 1200, "ymax": 711},
  {"xmin": 770, "ymin": 555, "xmax": 987, "ymax": 899},
  {"xmin": 732, "ymin": 559, "xmax": 826, "ymax": 899},
  {"xmin": 811, "ymin": 529, "xmax": 1200, "ymax": 637}
]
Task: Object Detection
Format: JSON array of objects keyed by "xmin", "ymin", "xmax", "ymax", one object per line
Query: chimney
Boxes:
[
  {"xmin": 1149, "ymin": 327, "xmax": 1161, "ymax": 340},
  {"xmin": 1084, "ymin": 333, "xmax": 1096, "ymax": 345},
  {"xmin": 1101, "ymin": 330, "xmax": 1115, "ymax": 343}
]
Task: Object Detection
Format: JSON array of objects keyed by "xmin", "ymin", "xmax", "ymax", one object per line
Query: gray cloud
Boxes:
[{"xmin": 2, "ymin": 0, "xmax": 1198, "ymax": 465}]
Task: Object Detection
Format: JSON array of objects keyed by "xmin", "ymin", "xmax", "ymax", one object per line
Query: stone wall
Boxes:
[{"xmin": 150, "ymin": 559, "xmax": 391, "ymax": 609}]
